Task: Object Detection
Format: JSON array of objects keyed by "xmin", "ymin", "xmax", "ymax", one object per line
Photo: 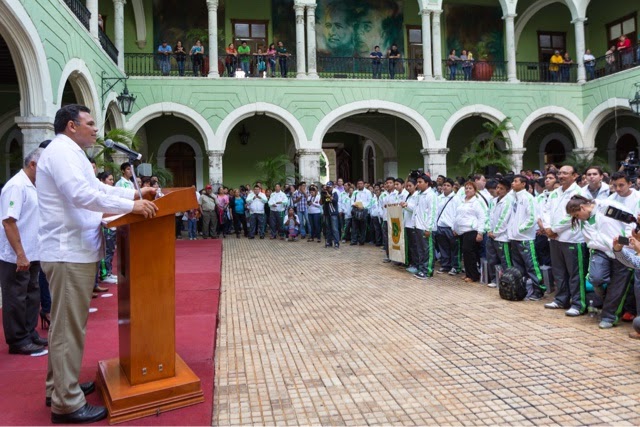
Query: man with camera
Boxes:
[
  {"xmin": 322, "ymin": 182, "xmax": 340, "ymax": 249},
  {"xmin": 542, "ymin": 165, "xmax": 589, "ymax": 316},
  {"xmin": 567, "ymin": 195, "xmax": 635, "ymax": 329}
]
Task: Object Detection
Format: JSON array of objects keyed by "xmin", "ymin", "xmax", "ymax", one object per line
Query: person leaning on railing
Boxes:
[
  {"xmin": 387, "ymin": 44, "xmax": 401, "ymax": 80},
  {"xmin": 605, "ymin": 45, "xmax": 617, "ymax": 74},
  {"xmin": 225, "ymin": 43, "xmax": 237, "ymax": 77},
  {"xmin": 369, "ymin": 45, "xmax": 383, "ymax": 79},
  {"xmin": 561, "ymin": 52, "xmax": 573, "ymax": 82},
  {"xmin": 190, "ymin": 40, "xmax": 205, "ymax": 77},
  {"xmin": 447, "ymin": 49, "xmax": 460, "ymax": 81},
  {"xmin": 549, "ymin": 50, "xmax": 563, "ymax": 82},
  {"xmin": 583, "ymin": 49, "xmax": 596, "ymax": 81},
  {"xmin": 174, "ymin": 41, "xmax": 187, "ymax": 77}
]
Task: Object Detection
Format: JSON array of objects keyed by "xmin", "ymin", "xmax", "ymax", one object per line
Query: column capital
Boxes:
[
  {"xmin": 431, "ymin": 9, "xmax": 443, "ymax": 17},
  {"xmin": 206, "ymin": 0, "xmax": 219, "ymax": 11},
  {"xmin": 293, "ymin": 3, "xmax": 305, "ymax": 12},
  {"xmin": 15, "ymin": 116, "xmax": 54, "ymax": 130},
  {"xmin": 297, "ymin": 149, "xmax": 323, "ymax": 157},
  {"xmin": 510, "ymin": 148, "xmax": 526, "ymax": 155},
  {"xmin": 421, "ymin": 148, "xmax": 449, "ymax": 156},
  {"xmin": 419, "ymin": 9, "xmax": 431, "ymax": 16},
  {"xmin": 113, "ymin": 0, "xmax": 126, "ymax": 5},
  {"xmin": 502, "ymin": 13, "xmax": 517, "ymax": 20},
  {"xmin": 572, "ymin": 147, "xmax": 597, "ymax": 156},
  {"xmin": 305, "ymin": 3, "xmax": 316, "ymax": 11},
  {"xmin": 207, "ymin": 149, "xmax": 224, "ymax": 158},
  {"xmin": 571, "ymin": 17, "xmax": 587, "ymax": 24},
  {"xmin": 383, "ymin": 157, "xmax": 398, "ymax": 163}
]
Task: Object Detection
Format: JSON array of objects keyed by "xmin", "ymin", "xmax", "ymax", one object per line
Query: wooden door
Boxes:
[{"xmin": 165, "ymin": 142, "xmax": 196, "ymax": 187}]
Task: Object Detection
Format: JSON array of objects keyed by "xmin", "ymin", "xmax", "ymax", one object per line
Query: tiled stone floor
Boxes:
[{"xmin": 214, "ymin": 239, "xmax": 640, "ymax": 426}]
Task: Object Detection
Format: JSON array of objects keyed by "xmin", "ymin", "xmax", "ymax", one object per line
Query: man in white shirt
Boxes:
[
  {"xmin": 268, "ymin": 183, "xmax": 289, "ymax": 239},
  {"xmin": 435, "ymin": 178, "xmax": 461, "ymax": 275},
  {"xmin": 115, "ymin": 162, "xmax": 133, "ymax": 189},
  {"xmin": 38, "ymin": 105, "xmax": 158, "ymax": 424},
  {"xmin": 351, "ymin": 179, "xmax": 374, "ymax": 246},
  {"xmin": 379, "ymin": 177, "xmax": 395, "ymax": 262},
  {"xmin": 0, "ymin": 148, "xmax": 47, "ymax": 355},
  {"xmin": 584, "ymin": 48, "xmax": 596, "ymax": 80},
  {"xmin": 246, "ymin": 185, "xmax": 268, "ymax": 239},
  {"xmin": 486, "ymin": 178, "xmax": 513, "ymax": 287},
  {"xmin": 414, "ymin": 175, "xmax": 438, "ymax": 279}
]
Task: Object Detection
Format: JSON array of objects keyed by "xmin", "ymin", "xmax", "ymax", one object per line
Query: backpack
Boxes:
[{"xmin": 498, "ymin": 267, "xmax": 527, "ymax": 301}]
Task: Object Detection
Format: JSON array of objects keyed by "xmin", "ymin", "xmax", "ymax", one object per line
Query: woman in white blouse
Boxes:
[{"xmin": 453, "ymin": 181, "xmax": 487, "ymax": 282}]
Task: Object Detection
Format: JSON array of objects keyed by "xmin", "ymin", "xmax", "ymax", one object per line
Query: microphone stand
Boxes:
[{"xmin": 128, "ymin": 154, "xmax": 143, "ymax": 200}]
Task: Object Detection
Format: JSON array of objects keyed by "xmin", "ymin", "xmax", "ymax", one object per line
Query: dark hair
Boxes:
[
  {"xmin": 394, "ymin": 177, "xmax": 404, "ymax": 185},
  {"xmin": 120, "ymin": 162, "xmax": 131, "ymax": 172},
  {"xmin": 496, "ymin": 178, "xmax": 510, "ymax": 190},
  {"xmin": 97, "ymin": 171, "xmax": 113, "ymax": 182},
  {"xmin": 88, "ymin": 157, "xmax": 96, "ymax": 165},
  {"xmin": 406, "ymin": 178, "xmax": 417, "ymax": 186},
  {"xmin": 585, "ymin": 166, "xmax": 604, "ymax": 175},
  {"xmin": 417, "ymin": 174, "xmax": 431, "ymax": 183},
  {"xmin": 513, "ymin": 175, "xmax": 529, "ymax": 190},
  {"xmin": 443, "ymin": 178, "xmax": 454, "ymax": 186},
  {"xmin": 562, "ymin": 164, "xmax": 578, "ymax": 175},
  {"xmin": 39, "ymin": 139, "xmax": 52, "ymax": 149},
  {"xmin": 472, "ymin": 174, "xmax": 485, "ymax": 182},
  {"xmin": 385, "ymin": 176, "xmax": 395, "ymax": 183},
  {"xmin": 545, "ymin": 171, "xmax": 557, "ymax": 179},
  {"xmin": 566, "ymin": 195, "xmax": 593, "ymax": 228},
  {"xmin": 536, "ymin": 178, "xmax": 545, "ymax": 188},
  {"xmin": 253, "ymin": 185, "xmax": 261, "ymax": 189},
  {"xmin": 611, "ymin": 171, "xmax": 631, "ymax": 183},
  {"xmin": 485, "ymin": 179, "xmax": 497, "ymax": 190},
  {"xmin": 53, "ymin": 104, "xmax": 91, "ymax": 134}
]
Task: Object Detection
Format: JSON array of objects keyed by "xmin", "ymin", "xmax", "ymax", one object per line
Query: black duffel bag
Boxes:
[{"xmin": 498, "ymin": 267, "xmax": 527, "ymax": 301}]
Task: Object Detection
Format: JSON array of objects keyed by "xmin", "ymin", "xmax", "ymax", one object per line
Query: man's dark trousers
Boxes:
[{"xmin": 0, "ymin": 261, "xmax": 41, "ymax": 348}]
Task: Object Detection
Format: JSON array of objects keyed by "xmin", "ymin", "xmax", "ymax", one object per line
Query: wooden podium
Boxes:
[{"xmin": 97, "ymin": 188, "xmax": 204, "ymax": 424}]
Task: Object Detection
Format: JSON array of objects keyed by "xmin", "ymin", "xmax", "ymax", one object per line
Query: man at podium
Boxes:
[{"xmin": 37, "ymin": 105, "xmax": 159, "ymax": 424}]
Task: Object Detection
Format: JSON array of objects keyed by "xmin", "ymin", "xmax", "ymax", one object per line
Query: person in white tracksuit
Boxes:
[
  {"xmin": 453, "ymin": 181, "xmax": 486, "ymax": 283},
  {"xmin": 566, "ymin": 195, "xmax": 635, "ymax": 329},
  {"xmin": 486, "ymin": 178, "xmax": 513, "ymax": 288},
  {"xmin": 509, "ymin": 175, "xmax": 545, "ymax": 300}
]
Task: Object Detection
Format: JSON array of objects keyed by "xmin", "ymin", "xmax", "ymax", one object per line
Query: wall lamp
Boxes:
[{"xmin": 101, "ymin": 71, "xmax": 137, "ymax": 115}]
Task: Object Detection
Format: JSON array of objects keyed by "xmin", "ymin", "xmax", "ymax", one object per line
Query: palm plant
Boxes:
[
  {"xmin": 255, "ymin": 154, "xmax": 295, "ymax": 190},
  {"xmin": 565, "ymin": 151, "xmax": 610, "ymax": 175},
  {"xmin": 90, "ymin": 128, "xmax": 142, "ymax": 177},
  {"xmin": 459, "ymin": 118, "xmax": 513, "ymax": 176}
]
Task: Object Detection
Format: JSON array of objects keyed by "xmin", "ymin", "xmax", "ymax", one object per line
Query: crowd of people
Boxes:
[{"xmin": 191, "ymin": 164, "xmax": 640, "ymax": 336}]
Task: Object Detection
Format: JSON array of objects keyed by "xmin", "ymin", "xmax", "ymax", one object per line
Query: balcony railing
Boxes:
[
  {"xmin": 99, "ymin": 29, "xmax": 118, "ymax": 64},
  {"xmin": 63, "ymin": 0, "xmax": 90, "ymax": 31},
  {"xmin": 125, "ymin": 53, "xmax": 640, "ymax": 83},
  {"xmin": 125, "ymin": 52, "xmax": 298, "ymax": 78}
]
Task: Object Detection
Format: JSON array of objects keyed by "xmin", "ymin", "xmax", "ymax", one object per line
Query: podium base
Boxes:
[{"xmin": 97, "ymin": 354, "xmax": 204, "ymax": 425}]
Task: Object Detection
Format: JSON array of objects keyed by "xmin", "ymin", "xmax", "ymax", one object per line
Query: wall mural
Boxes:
[
  {"xmin": 273, "ymin": 0, "xmax": 404, "ymax": 58},
  {"xmin": 444, "ymin": 4, "xmax": 504, "ymax": 62}
]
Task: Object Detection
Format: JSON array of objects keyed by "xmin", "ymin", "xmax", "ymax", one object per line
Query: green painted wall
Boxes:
[
  {"xmin": 100, "ymin": 0, "xmax": 154, "ymax": 53},
  {"xmin": 516, "ymin": 3, "xmax": 573, "ymax": 62},
  {"xmin": 224, "ymin": 1, "xmax": 272, "ymax": 48}
]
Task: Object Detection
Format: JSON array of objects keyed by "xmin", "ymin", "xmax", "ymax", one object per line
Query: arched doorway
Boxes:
[
  {"xmin": 165, "ymin": 142, "xmax": 196, "ymax": 187},
  {"xmin": 543, "ymin": 139, "xmax": 567, "ymax": 165},
  {"xmin": 364, "ymin": 141, "xmax": 376, "ymax": 182}
]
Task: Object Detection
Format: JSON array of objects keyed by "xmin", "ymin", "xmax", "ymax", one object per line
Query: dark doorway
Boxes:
[
  {"xmin": 615, "ymin": 134, "xmax": 639, "ymax": 167},
  {"xmin": 165, "ymin": 142, "xmax": 196, "ymax": 187},
  {"xmin": 544, "ymin": 139, "xmax": 567, "ymax": 166}
]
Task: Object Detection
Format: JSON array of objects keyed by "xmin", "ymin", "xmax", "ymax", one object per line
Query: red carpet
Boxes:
[{"xmin": 0, "ymin": 239, "xmax": 222, "ymax": 425}]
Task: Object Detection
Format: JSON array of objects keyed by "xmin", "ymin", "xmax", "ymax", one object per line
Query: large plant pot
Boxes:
[
  {"xmin": 202, "ymin": 57, "xmax": 209, "ymax": 76},
  {"xmin": 473, "ymin": 61, "xmax": 494, "ymax": 81},
  {"xmin": 218, "ymin": 58, "xmax": 225, "ymax": 76}
]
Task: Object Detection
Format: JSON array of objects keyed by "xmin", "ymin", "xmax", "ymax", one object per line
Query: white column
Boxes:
[
  {"xmin": 420, "ymin": 10, "xmax": 433, "ymax": 80},
  {"xmin": 207, "ymin": 0, "xmax": 220, "ymax": 78},
  {"xmin": 15, "ymin": 117, "xmax": 55, "ymax": 159},
  {"xmin": 207, "ymin": 150, "xmax": 224, "ymax": 185},
  {"xmin": 572, "ymin": 17, "xmax": 587, "ymax": 84},
  {"xmin": 572, "ymin": 147, "xmax": 597, "ymax": 161},
  {"xmin": 114, "ymin": 0, "xmax": 126, "ymax": 71},
  {"xmin": 86, "ymin": 0, "xmax": 99, "ymax": 39},
  {"xmin": 510, "ymin": 148, "xmax": 526, "ymax": 174},
  {"xmin": 294, "ymin": 4, "xmax": 307, "ymax": 78},
  {"xmin": 504, "ymin": 14, "xmax": 518, "ymax": 83},
  {"xmin": 421, "ymin": 148, "xmax": 449, "ymax": 178},
  {"xmin": 383, "ymin": 158, "xmax": 398, "ymax": 178},
  {"xmin": 306, "ymin": 5, "xmax": 318, "ymax": 79},
  {"xmin": 298, "ymin": 149, "xmax": 322, "ymax": 184},
  {"xmin": 431, "ymin": 10, "xmax": 443, "ymax": 80}
]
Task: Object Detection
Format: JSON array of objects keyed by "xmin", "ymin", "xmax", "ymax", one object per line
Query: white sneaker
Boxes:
[
  {"xmin": 102, "ymin": 274, "xmax": 117, "ymax": 284},
  {"xmin": 487, "ymin": 282, "xmax": 497, "ymax": 288},
  {"xmin": 448, "ymin": 268, "xmax": 458, "ymax": 276}
]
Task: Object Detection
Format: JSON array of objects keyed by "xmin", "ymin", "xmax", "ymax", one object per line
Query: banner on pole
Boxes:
[{"xmin": 387, "ymin": 205, "xmax": 405, "ymax": 263}]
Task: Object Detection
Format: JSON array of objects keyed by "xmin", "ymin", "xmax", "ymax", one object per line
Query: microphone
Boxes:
[{"xmin": 104, "ymin": 139, "xmax": 142, "ymax": 161}]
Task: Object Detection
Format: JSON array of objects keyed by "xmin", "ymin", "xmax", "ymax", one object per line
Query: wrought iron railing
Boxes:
[
  {"xmin": 99, "ymin": 29, "xmax": 118, "ymax": 64},
  {"xmin": 62, "ymin": 0, "xmax": 90, "ymax": 31},
  {"xmin": 124, "ymin": 53, "xmax": 639, "ymax": 82}
]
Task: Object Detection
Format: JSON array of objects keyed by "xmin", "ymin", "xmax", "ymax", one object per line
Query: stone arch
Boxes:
[
  {"xmin": 216, "ymin": 103, "xmax": 308, "ymax": 151},
  {"xmin": 0, "ymin": 108, "xmax": 20, "ymax": 146},
  {"xmin": 157, "ymin": 135, "xmax": 204, "ymax": 189},
  {"xmin": 104, "ymin": 99, "xmax": 125, "ymax": 132},
  {"xmin": 131, "ymin": 0, "xmax": 148, "ymax": 48},
  {"xmin": 607, "ymin": 127, "xmax": 640, "ymax": 170},
  {"xmin": 326, "ymin": 120, "xmax": 396, "ymax": 158},
  {"xmin": 362, "ymin": 140, "xmax": 377, "ymax": 182},
  {"xmin": 439, "ymin": 104, "xmax": 519, "ymax": 149},
  {"xmin": 126, "ymin": 102, "xmax": 216, "ymax": 151},
  {"xmin": 56, "ymin": 58, "xmax": 102, "ymax": 129},
  {"xmin": 515, "ymin": 0, "xmax": 563, "ymax": 50},
  {"xmin": 311, "ymin": 100, "xmax": 437, "ymax": 150},
  {"xmin": 583, "ymin": 98, "xmax": 633, "ymax": 150},
  {"xmin": 539, "ymin": 132, "xmax": 573, "ymax": 169},
  {"xmin": 518, "ymin": 106, "xmax": 584, "ymax": 149},
  {"xmin": 0, "ymin": 1, "xmax": 54, "ymax": 118}
]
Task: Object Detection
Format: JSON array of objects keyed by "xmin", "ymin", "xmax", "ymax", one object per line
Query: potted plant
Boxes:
[
  {"xmin": 472, "ymin": 39, "xmax": 494, "ymax": 81},
  {"xmin": 459, "ymin": 118, "xmax": 513, "ymax": 176}
]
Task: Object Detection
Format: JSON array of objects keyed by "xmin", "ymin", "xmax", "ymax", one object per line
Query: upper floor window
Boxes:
[{"xmin": 606, "ymin": 13, "xmax": 637, "ymax": 48}]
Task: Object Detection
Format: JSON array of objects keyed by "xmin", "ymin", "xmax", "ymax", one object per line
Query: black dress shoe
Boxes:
[
  {"xmin": 51, "ymin": 403, "xmax": 107, "ymax": 424},
  {"xmin": 32, "ymin": 335, "xmax": 48, "ymax": 347},
  {"xmin": 8, "ymin": 342, "xmax": 44, "ymax": 355},
  {"xmin": 46, "ymin": 382, "xmax": 95, "ymax": 407}
]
